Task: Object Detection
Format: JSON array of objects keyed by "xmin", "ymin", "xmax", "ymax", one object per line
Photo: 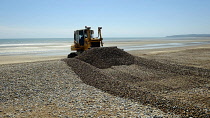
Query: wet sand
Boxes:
[
  {"xmin": 128, "ymin": 43, "xmax": 210, "ymax": 56},
  {"xmin": 0, "ymin": 55, "xmax": 66, "ymax": 65},
  {"xmin": 0, "ymin": 39, "xmax": 210, "ymax": 65}
]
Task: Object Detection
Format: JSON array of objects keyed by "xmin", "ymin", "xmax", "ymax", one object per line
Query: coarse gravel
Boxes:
[
  {"xmin": 0, "ymin": 60, "xmax": 178, "ymax": 117},
  {"xmin": 76, "ymin": 47, "xmax": 135, "ymax": 69},
  {"xmin": 64, "ymin": 47, "xmax": 210, "ymax": 117}
]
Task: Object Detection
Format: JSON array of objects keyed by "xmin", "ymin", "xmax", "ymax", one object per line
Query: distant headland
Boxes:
[{"xmin": 166, "ymin": 34, "xmax": 210, "ymax": 37}]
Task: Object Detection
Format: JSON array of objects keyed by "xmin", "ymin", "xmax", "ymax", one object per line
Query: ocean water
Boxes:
[
  {"xmin": 0, "ymin": 38, "xmax": 72, "ymax": 56},
  {"xmin": 0, "ymin": 37, "xmax": 209, "ymax": 56}
]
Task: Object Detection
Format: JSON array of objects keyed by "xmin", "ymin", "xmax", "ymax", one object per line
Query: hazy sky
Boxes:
[{"xmin": 0, "ymin": 0, "xmax": 210, "ymax": 38}]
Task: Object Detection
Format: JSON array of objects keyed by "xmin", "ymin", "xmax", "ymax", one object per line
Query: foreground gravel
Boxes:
[
  {"xmin": 0, "ymin": 60, "xmax": 178, "ymax": 117},
  {"xmin": 65, "ymin": 47, "xmax": 209, "ymax": 117}
]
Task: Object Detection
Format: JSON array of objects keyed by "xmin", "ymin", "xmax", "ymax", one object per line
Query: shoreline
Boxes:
[
  {"xmin": 128, "ymin": 43, "xmax": 210, "ymax": 56},
  {"xmin": 0, "ymin": 43, "xmax": 210, "ymax": 65},
  {"xmin": 0, "ymin": 55, "xmax": 66, "ymax": 65}
]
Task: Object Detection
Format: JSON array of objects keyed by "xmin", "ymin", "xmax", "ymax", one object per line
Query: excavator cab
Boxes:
[{"xmin": 68, "ymin": 26, "xmax": 103, "ymax": 58}]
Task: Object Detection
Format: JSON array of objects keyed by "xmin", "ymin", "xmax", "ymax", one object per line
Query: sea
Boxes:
[{"xmin": 0, "ymin": 37, "xmax": 210, "ymax": 56}]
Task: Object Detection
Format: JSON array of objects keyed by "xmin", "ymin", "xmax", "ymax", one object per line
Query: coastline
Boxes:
[
  {"xmin": 0, "ymin": 55, "xmax": 66, "ymax": 65},
  {"xmin": 1, "ymin": 42, "xmax": 210, "ymax": 65},
  {"xmin": 128, "ymin": 43, "xmax": 210, "ymax": 56}
]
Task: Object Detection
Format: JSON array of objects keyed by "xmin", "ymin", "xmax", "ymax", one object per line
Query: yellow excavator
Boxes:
[{"xmin": 68, "ymin": 26, "xmax": 103, "ymax": 58}]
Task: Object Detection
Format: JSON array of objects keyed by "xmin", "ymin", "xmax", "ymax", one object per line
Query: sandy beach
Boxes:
[
  {"xmin": 0, "ymin": 43, "xmax": 210, "ymax": 65},
  {"xmin": 1, "ymin": 40, "xmax": 210, "ymax": 117},
  {"xmin": 1, "ymin": 38, "xmax": 210, "ymax": 65},
  {"xmin": 0, "ymin": 55, "xmax": 66, "ymax": 65}
]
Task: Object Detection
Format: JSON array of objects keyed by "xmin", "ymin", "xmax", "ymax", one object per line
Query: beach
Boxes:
[
  {"xmin": 0, "ymin": 60, "xmax": 179, "ymax": 117},
  {"xmin": 0, "ymin": 38, "xmax": 210, "ymax": 117},
  {"xmin": 0, "ymin": 37, "xmax": 210, "ymax": 64}
]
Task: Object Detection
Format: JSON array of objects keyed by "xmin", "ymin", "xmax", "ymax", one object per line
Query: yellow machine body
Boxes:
[
  {"xmin": 68, "ymin": 26, "xmax": 103, "ymax": 58},
  {"xmin": 71, "ymin": 26, "xmax": 103, "ymax": 52}
]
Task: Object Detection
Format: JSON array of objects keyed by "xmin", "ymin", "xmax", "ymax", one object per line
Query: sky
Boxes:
[{"xmin": 0, "ymin": 0, "xmax": 210, "ymax": 38}]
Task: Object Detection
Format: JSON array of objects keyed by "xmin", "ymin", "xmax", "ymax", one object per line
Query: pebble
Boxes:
[
  {"xmin": 65, "ymin": 47, "xmax": 209, "ymax": 117},
  {"xmin": 0, "ymin": 60, "xmax": 178, "ymax": 117}
]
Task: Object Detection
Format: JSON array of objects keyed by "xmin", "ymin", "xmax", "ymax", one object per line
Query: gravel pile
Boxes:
[
  {"xmin": 76, "ymin": 47, "xmax": 135, "ymax": 69},
  {"xmin": 64, "ymin": 47, "xmax": 210, "ymax": 117},
  {"xmin": 0, "ymin": 60, "xmax": 177, "ymax": 117}
]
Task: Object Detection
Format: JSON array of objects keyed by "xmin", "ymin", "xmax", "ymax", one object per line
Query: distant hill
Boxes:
[{"xmin": 166, "ymin": 34, "xmax": 210, "ymax": 37}]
